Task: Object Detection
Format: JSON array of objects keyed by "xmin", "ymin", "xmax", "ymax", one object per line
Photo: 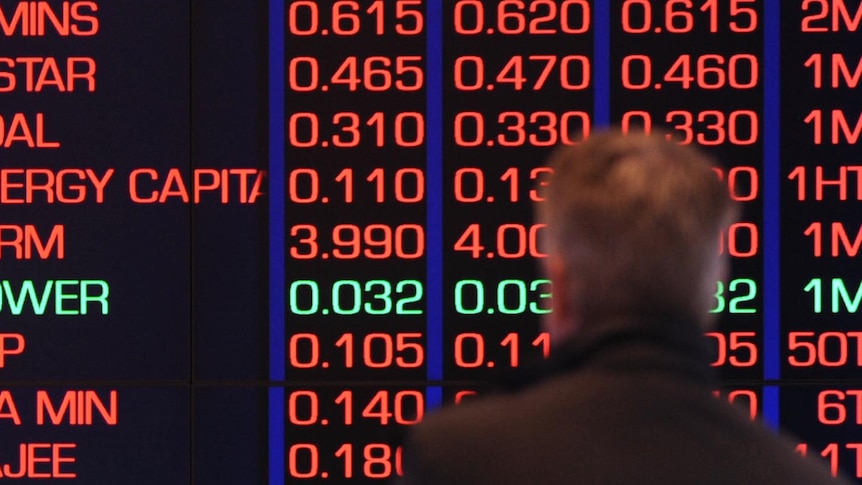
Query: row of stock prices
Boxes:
[{"xmin": 1, "ymin": 0, "xmax": 860, "ymax": 483}]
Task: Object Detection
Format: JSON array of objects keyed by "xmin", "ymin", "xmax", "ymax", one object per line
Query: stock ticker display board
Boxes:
[{"xmin": 1, "ymin": 0, "xmax": 861, "ymax": 483}]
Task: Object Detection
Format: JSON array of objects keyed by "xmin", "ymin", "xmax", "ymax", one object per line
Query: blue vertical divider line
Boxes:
[
  {"xmin": 762, "ymin": 0, "xmax": 780, "ymax": 430},
  {"xmin": 592, "ymin": 0, "xmax": 610, "ymax": 127},
  {"xmin": 268, "ymin": 0, "xmax": 285, "ymax": 482},
  {"xmin": 425, "ymin": 0, "xmax": 443, "ymax": 409}
]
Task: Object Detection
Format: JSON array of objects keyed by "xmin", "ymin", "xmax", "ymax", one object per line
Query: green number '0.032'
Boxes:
[
  {"xmin": 454, "ymin": 279, "xmax": 551, "ymax": 315},
  {"xmin": 710, "ymin": 278, "xmax": 757, "ymax": 314},
  {"xmin": 289, "ymin": 279, "xmax": 423, "ymax": 315}
]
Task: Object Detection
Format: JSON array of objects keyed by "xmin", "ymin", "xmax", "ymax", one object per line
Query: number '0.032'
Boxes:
[
  {"xmin": 454, "ymin": 279, "xmax": 551, "ymax": 315},
  {"xmin": 289, "ymin": 280, "xmax": 423, "ymax": 316}
]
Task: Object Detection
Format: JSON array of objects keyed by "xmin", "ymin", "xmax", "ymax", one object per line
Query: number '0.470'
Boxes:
[{"xmin": 454, "ymin": 55, "xmax": 589, "ymax": 91}]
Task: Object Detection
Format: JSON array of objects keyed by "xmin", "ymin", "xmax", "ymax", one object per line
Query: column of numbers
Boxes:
[
  {"xmin": 284, "ymin": 1, "xmax": 428, "ymax": 482},
  {"xmin": 442, "ymin": 0, "xmax": 592, "ymax": 400},
  {"xmin": 781, "ymin": 1, "xmax": 862, "ymax": 480},
  {"xmin": 611, "ymin": 0, "xmax": 765, "ymax": 381}
]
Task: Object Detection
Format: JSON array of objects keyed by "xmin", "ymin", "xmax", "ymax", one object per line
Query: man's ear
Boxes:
[{"xmin": 543, "ymin": 254, "xmax": 577, "ymax": 343}]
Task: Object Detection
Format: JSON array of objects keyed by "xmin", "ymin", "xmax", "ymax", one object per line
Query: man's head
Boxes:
[{"xmin": 537, "ymin": 130, "xmax": 738, "ymax": 342}]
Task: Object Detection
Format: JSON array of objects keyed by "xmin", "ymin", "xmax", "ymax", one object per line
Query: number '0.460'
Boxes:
[{"xmin": 621, "ymin": 54, "xmax": 758, "ymax": 90}]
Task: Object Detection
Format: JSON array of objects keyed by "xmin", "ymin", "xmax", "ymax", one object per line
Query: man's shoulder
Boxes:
[
  {"xmin": 420, "ymin": 369, "xmax": 601, "ymax": 430},
  {"xmin": 401, "ymin": 369, "xmax": 850, "ymax": 485},
  {"xmin": 406, "ymin": 368, "xmax": 630, "ymax": 465}
]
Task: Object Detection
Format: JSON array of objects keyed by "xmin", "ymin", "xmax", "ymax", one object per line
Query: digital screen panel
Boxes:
[{"xmin": 1, "ymin": 0, "xmax": 860, "ymax": 483}]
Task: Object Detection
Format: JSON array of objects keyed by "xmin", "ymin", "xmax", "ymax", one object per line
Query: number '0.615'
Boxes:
[
  {"xmin": 620, "ymin": 0, "xmax": 757, "ymax": 34},
  {"xmin": 289, "ymin": 0, "xmax": 423, "ymax": 36}
]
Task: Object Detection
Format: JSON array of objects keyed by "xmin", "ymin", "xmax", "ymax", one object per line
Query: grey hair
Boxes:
[{"xmin": 537, "ymin": 130, "xmax": 739, "ymax": 327}]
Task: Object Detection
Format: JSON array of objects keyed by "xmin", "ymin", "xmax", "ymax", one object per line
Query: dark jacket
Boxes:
[{"xmin": 395, "ymin": 316, "xmax": 851, "ymax": 484}]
